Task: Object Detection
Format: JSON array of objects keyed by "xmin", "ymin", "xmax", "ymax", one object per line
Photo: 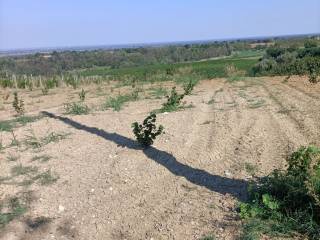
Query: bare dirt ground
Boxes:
[{"xmin": 0, "ymin": 76, "xmax": 319, "ymax": 240}]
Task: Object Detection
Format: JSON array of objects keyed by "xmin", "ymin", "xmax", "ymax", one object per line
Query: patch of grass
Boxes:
[
  {"xmin": 104, "ymin": 91, "xmax": 139, "ymax": 111},
  {"xmin": 33, "ymin": 170, "xmax": 58, "ymax": 185},
  {"xmin": 24, "ymin": 131, "xmax": 70, "ymax": 149},
  {"xmin": 200, "ymin": 236, "xmax": 216, "ymax": 240},
  {"xmin": 149, "ymin": 87, "xmax": 168, "ymax": 99},
  {"xmin": 244, "ymin": 162, "xmax": 258, "ymax": 176},
  {"xmin": 239, "ymin": 146, "xmax": 320, "ymax": 239},
  {"xmin": 226, "ymin": 76, "xmax": 247, "ymax": 83},
  {"xmin": 7, "ymin": 154, "xmax": 19, "ymax": 162},
  {"xmin": 207, "ymin": 98, "xmax": 215, "ymax": 105},
  {"xmin": 248, "ymin": 99, "xmax": 266, "ymax": 109},
  {"xmin": 64, "ymin": 102, "xmax": 90, "ymax": 115},
  {"xmin": 0, "ymin": 115, "xmax": 43, "ymax": 132},
  {"xmin": 11, "ymin": 164, "xmax": 38, "ymax": 177},
  {"xmin": 31, "ymin": 155, "xmax": 52, "ymax": 163},
  {"xmin": 0, "ymin": 197, "xmax": 27, "ymax": 228}
]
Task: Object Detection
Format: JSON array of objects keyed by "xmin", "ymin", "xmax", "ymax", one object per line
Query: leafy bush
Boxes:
[
  {"xmin": 239, "ymin": 146, "xmax": 320, "ymax": 239},
  {"xmin": 132, "ymin": 113, "xmax": 164, "ymax": 147},
  {"xmin": 12, "ymin": 92, "xmax": 24, "ymax": 115},
  {"xmin": 64, "ymin": 102, "xmax": 89, "ymax": 115}
]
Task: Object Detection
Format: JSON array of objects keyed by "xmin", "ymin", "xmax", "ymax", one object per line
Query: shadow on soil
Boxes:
[{"xmin": 41, "ymin": 111, "xmax": 248, "ymax": 200}]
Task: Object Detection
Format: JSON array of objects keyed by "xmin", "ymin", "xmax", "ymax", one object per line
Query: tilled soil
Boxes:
[{"xmin": 0, "ymin": 76, "xmax": 319, "ymax": 240}]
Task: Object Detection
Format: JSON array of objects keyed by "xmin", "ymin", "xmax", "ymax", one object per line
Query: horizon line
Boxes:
[{"xmin": 1, "ymin": 32, "xmax": 319, "ymax": 54}]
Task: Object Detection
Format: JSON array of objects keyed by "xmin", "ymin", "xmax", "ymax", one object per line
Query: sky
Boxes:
[{"xmin": 0, "ymin": 0, "xmax": 319, "ymax": 50}]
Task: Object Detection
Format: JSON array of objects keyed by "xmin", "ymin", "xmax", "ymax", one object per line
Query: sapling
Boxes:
[
  {"xmin": 79, "ymin": 89, "xmax": 86, "ymax": 101},
  {"xmin": 12, "ymin": 92, "xmax": 24, "ymax": 115},
  {"xmin": 132, "ymin": 113, "xmax": 164, "ymax": 147}
]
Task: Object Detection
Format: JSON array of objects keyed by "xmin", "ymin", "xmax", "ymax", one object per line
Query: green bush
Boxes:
[
  {"xmin": 132, "ymin": 113, "xmax": 164, "ymax": 147},
  {"xmin": 239, "ymin": 146, "xmax": 320, "ymax": 239}
]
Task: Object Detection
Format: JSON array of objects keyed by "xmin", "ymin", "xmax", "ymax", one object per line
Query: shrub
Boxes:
[
  {"xmin": 12, "ymin": 92, "xmax": 24, "ymax": 115},
  {"xmin": 41, "ymin": 87, "xmax": 49, "ymax": 95},
  {"xmin": 239, "ymin": 146, "xmax": 320, "ymax": 239},
  {"xmin": 183, "ymin": 79, "xmax": 197, "ymax": 95},
  {"xmin": 132, "ymin": 113, "xmax": 164, "ymax": 147},
  {"xmin": 64, "ymin": 102, "xmax": 89, "ymax": 115},
  {"xmin": 79, "ymin": 88, "xmax": 86, "ymax": 101},
  {"xmin": 160, "ymin": 87, "xmax": 185, "ymax": 112}
]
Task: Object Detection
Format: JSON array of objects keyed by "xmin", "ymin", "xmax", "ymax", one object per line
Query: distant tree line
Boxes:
[{"xmin": 0, "ymin": 43, "xmax": 237, "ymax": 76}]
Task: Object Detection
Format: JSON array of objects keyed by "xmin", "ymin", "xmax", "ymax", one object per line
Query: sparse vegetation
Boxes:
[
  {"xmin": 132, "ymin": 113, "xmax": 164, "ymax": 147},
  {"xmin": 0, "ymin": 115, "xmax": 43, "ymax": 132},
  {"xmin": 104, "ymin": 91, "xmax": 139, "ymax": 111},
  {"xmin": 0, "ymin": 197, "xmax": 27, "ymax": 228},
  {"xmin": 183, "ymin": 79, "xmax": 198, "ymax": 95},
  {"xmin": 64, "ymin": 102, "xmax": 90, "ymax": 115},
  {"xmin": 158, "ymin": 87, "xmax": 185, "ymax": 113},
  {"xmin": 79, "ymin": 88, "xmax": 86, "ymax": 101},
  {"xmin": 239, "ymin": 146, "xmax": 320, "ymax": 239}
]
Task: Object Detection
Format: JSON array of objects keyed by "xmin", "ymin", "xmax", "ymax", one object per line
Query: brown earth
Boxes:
[{"xmin": 0, "ymin": 76, "xmax": 319, "ymax": 240}]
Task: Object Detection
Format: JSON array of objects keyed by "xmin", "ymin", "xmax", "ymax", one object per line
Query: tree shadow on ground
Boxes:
[{"xmin": 41, "ymin": 111, "xmax": 248, "ymax": 201}]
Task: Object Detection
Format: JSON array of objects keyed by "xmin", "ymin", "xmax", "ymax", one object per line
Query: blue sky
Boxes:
[{"xmin": 0, "ymin": 0, "xmax": 319, "ymax": 50}]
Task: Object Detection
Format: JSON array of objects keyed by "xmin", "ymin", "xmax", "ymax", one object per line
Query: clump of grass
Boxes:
[
  {"xmin": 239, "ymin": 146, "xmax": 320, "ymax": 239},
  {"xmin": 11, "ymin": 164, "xmax": 38, "ymax": 177},
  {"xmin": 24, "ymin": 130, "xmax": 70, "ymax": 149},
  {"xmin": 64, "ymin": 102, "xmax": 90, "ymax": 115},
  {"xmin": 200, "ymin": 236, "xmax": 216, "ymax": 240},
  {"xmin": 0, "ymin": 197, "xmax": 27, "ymax": 228},
  {"xmin": 104, "ymin": 91, "xmax": 139, "ymax": 111},
  {"xmin": 207, "ymin": 98, "xmax": 215, "ymax": 105},
  {"xmin": 248, "ymin": 99, "xmax": 266, "ymax": 109},
  {"xmin": 244, "ymin": 162, "xmax": 258, "ymax": 176},
  {"xmin": 132, "ymin": 113, "xmax": 164, "ymax": 147},
  {"xmin": 7, "ymin": 154, "xmax": 19, "ymax": 162},
  {"xmin": 149, "ymin": 87, "xmax": 168, "ymax": 99},
  {"xmin": 33, "ymin": 170, "xmax": 58, "ymax": 185},
  {"xmin": 0, "ymin": 115, "xmax": 43, "ymax": 132},
  {"xmin": 31, "ymin": 155, "xmax": 52, "ymax": 163}
]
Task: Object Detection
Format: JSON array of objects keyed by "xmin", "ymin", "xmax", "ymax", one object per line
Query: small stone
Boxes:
[
  {"xmin": 109, "ymin": 187, "xmax": 113, "ymax": 191},
  {"xmin": 58, "ymin": 205, "xmax": 65, "ymax": 212},
  {"xmin": 91, "ymin": 189, "xmax": 95, "ymax": 192}
]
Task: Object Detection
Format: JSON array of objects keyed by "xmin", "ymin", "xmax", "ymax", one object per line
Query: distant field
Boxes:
[{"xmin": 79, "ymin": 55, "xmax": 260, "ymax": 81}]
